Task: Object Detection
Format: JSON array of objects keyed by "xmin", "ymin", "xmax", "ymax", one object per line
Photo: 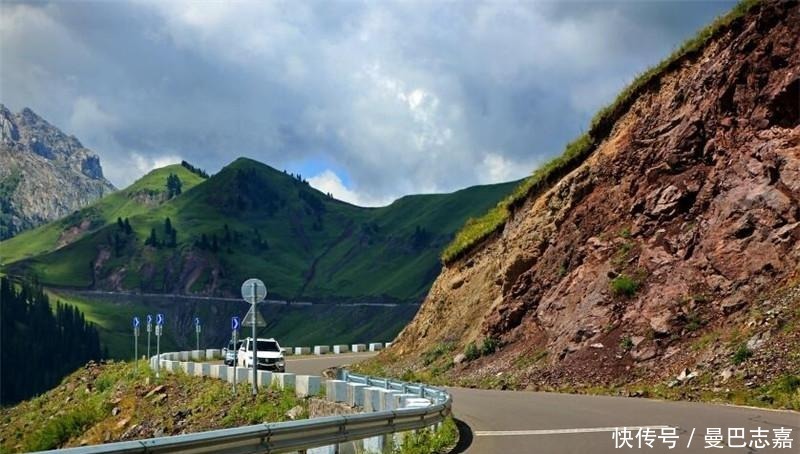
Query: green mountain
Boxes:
[{"xmin": 1, "ymin": 157, "xmax": 516, "ymax": 303}]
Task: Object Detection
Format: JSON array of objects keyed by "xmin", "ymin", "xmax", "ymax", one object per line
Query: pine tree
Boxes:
[
  {"xmin": 146, "ymin": 227, "xmax": 158, "ymax": 247},
  {"xmin": 123, "ymin": 218, "xmax": 132, "ymax": 235}
]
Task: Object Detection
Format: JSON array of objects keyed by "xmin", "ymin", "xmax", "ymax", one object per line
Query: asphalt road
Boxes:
[{"xmin": 285, "ymin": 354, "xmax": 799, "ymax": 453}]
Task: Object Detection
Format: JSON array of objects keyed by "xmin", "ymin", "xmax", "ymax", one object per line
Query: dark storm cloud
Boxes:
[{"xmin": 0, "ymin": 0, "xmax": 735, "ymax": 204}]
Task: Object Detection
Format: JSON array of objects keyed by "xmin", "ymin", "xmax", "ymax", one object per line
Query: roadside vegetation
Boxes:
[
  {"xmin": 393, "ymin": 416, "xmax": 458, "ymax": 454},
  {"xmin": 0, "ymin": 360, "xmax": 307, "ymax": 453},
  {"xmin": 441, "ymin": 0, "xmax": 760, "ymax": 264}
]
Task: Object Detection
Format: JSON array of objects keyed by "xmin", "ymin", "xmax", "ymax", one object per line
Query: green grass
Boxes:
[
  {"xmin": 441, "ymin": 0, "xmax": 760, "ymax": 265},
  {"xmin": 393, "ymin": 416, "xmax": 458, "ymax": 454},
  {"xmin": 0, "ymin": 360, "xmax": 307, "ymax": 452}
]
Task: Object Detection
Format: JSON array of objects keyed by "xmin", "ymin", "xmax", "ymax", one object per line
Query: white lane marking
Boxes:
[
  {"xmin": 475, "ymin": 425, "xmax": 672, "ymax": 436},
  {"xmin": 286, "ymin": 353, "xmax": 377, "ymax": 362}
]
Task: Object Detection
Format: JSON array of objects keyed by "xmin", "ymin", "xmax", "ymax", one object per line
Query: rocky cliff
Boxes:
[
  {"xmin": 384, "ymin": 1, "xmax": 800, "ymax": 404},
  {"xmin": 0, "ymin": 105, "xmax": 115, "ymax": 239}
]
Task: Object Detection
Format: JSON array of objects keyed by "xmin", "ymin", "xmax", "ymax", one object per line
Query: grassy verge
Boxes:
[
  {"xmin": 0, "ymin": 360, "xmax": 306, "ymax": 453},
  {"xmin": 392, "ymin": 417, "xmax": 459, "ymax": 454},
  {"xmin": 441, "ymin": 0, "xmax": 760, "ymax": 265}
]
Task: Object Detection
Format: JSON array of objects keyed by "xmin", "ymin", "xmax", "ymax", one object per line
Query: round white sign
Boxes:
[{"xmin": 241, "ymin": 278, "xmax": 267, "ymax": 303}]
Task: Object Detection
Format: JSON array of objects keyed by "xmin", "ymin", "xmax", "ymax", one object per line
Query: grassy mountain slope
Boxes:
[
  {"xmin": 0, "ymin": 164, "xmax": 206, "ymax": 266},
  {"xmin": 2, "ymin": 157, "xmax": 516, "ymax": 302}
]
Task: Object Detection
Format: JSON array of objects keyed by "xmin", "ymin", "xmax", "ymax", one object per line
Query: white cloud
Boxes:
[
  {"xmin": 308, "ymin": 169, "xmax": 393, "ymax": 207},
  {"xmin": 1, "ymin": 1, "xmax": 735, "ymax": 197},
  {"xmin": 480, "ymin": 153, "xmax": 514, "ymax": 184},
  {"xmin": 131, "ymin": 153, "xmax": 182, "ymax": 175}
]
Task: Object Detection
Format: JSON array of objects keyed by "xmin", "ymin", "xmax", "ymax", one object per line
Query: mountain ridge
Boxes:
[{"xmin": 1, "ymin": 155, "xmax": 519, "ymax": 303}]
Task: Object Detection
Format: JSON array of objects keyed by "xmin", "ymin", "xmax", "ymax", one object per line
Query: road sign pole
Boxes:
[
  {"xmin": 156, "ymin": 326, "xmax": 161, "ymax": 378},
  {"xmin": 147, "ymin": 314, "xmax": 152, "ymax": 360},
  {"xmin": 132, "ymin": 316, "xmax": 141, "ymax": 373},
  {"xmin": 232, "ymin": 329, "xmax": 238, "ymax": 394},
  {"xmin": 134, "ymin": 327, "xmax": 139, "ymax": 373},
  {"xmin": 155, "ymin": 313, "xmax": 164, "ymax": 379},
  {"xmin": 251, "ymin": 280, "xmax": 257, "ymax": 397}
]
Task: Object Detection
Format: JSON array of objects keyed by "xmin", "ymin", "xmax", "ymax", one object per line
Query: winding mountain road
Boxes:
[{"xmin": 286, "ymin": 353, "xmax": 799, "ymax": 453}]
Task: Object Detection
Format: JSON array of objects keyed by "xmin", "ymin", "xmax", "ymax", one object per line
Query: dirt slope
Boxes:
[{"xmin": 384, "ymin": 0, "xmax": 800, "ymax": 403}]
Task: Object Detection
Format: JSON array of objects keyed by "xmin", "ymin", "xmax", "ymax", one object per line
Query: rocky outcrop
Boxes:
[
  {"xmin": 0, "ymin": 105, "xmax": 115, "ymax": 239},
  {"xmin": 389, "ymin": 1, "xmax": 800, "ymax": 391}
]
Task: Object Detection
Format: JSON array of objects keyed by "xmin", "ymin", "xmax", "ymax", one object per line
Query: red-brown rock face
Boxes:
[{"xmin": 389, "ymin": 1, "xmax": 799, "ymax": 389}]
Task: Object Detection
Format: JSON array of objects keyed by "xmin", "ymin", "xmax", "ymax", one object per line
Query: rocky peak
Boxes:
[{"xmin": 0, "ymin": 105, "xmax": 116, "ymax": 239}]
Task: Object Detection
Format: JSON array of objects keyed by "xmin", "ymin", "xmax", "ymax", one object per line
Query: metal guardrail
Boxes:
[{"xmin": 33, "ymin": 372, "xmax": 452, "ymax": 454}]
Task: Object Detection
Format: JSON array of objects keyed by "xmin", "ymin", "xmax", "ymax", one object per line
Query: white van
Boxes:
[{"xmin": 237, "ymin": 337, "xmax": 285, "ymax": 372}]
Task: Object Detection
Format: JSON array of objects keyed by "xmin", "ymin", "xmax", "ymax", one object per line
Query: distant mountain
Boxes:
[
  {"xmin": 0, "ymin": 105, "xmax": 115, "ymax": 240},
  {"xmin": 0, "ymin": 157, "xmax": 517, "ymax": 305}
]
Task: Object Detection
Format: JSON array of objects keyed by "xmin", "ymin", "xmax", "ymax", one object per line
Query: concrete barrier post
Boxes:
[
  {"xmin": 368, "ymin": 343, "xmax": 383, "ymax": 352},
  {"xmin": 197, "ymin": 363, "xmax": 210, "ymax": 377},
  {"xmin": 282, "ymin": 347, "xmax": 294, "ymax": 356},
  {"xmin": 296, "ymin": 375, "xmax": 322, "ymax": 397},
  {"xmin": 257, "ymin": 371, "xmax": 272, "ymax": 388},
  {"xmin": 347, "ymin": 383, "xmax": 368, "ymax": 407},
  {"xmin": 206, "ymin": 348, "xmax": 221, "ymax": 359},
  {"xmin": 351, "ymin": 344, "xmax": 366, "ymax": 352},
  {"xmin": 326, "ymin": 380, "xmax": 348, "ymax": 403},
  {"xmin": 294, "ymin": 347, "xmax": 311, "ymax": 355},
  {"xmin": 333, "ymin": 345, "xmax": 349, "ymax": 354},
  {"xmin": 363, "ymin": 387, "xmax": 384, "ymax": 412},
  {"xmin": 313, "ymin": 345, "xmax": 330, "ymax": 355},
  {"xmin": 190, "ymin": 350, "xmax": 204, "ymax": 361},
  {"xmin": 235, "ymin": 367, "xmax": 249, "ymax": 384},
  {"xmin": 179, "ymin": 351, "xmax": 189, "ymax": 361},
  {"xmin": 272, "ymin": 372, "xmax": 296, "ymax": 390}
]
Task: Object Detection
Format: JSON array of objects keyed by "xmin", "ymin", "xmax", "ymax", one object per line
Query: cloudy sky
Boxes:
[{"xmin": 1, "ymin": 0, "xmax": 734, "ymax": 206}]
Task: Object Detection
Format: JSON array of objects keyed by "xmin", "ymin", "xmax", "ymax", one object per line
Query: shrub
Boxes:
[
  {"xmin": 620, "ymin": 336, "xmax": 634, "ymax": 351},
  {"xmin": 611, "ymin": 274, "xmax": 639, "ymax": 297},
  {"xmin": 464, "ymin": 342, "xmax": 480, "ymax": 361},
  {"xmin": 480, "ymin": 337, "xmax": 499, "ymax": 356},
  {"xmin": 731, "ymin": 344, "xmax": 753, "ymax": 365}
]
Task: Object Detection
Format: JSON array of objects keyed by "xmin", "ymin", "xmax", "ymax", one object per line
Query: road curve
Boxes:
[{"xmin": 285, "ymin": 354, "xmax": 798, "ymax": 453}]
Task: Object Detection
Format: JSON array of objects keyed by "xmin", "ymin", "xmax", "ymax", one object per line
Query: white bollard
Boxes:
[
  {"xmin": 206, "ymin": 348, "xmax": 221, "ymax": 359},
  {"xmin": 282, "ymin": 347, "xmax": 294, "ymax": 356},
  {"xmin": 392, "ymin": 393, "xmax": 418, "ymax": 410},
  {"xmin": 363, "ymin": 387, "xmax": 384, "ymax": 412},
  {"xmin": 235, "ymin": 367, "xmax": 249, "ymax": 383},
  {"xmin": 179, "ymin": 351, "xmax": 190, "ymax": 361},
  {"xmin": 296, "ymin": 375, "xmax": 322, "ymax": 397},
  {"xmin": 196, "ymin": 363, "xmax": 210, "ymax": 377},
  {"xmin": 294, "ymin": 347, "xmax": 311, "ymax": 355},
  {"xmin": 347, "ymin": 383, "xmax": 368, "ymax": 407},
  {"xmin": 333, "ymin": 345, "xmax": 349, "ymax": 354},
  {"xmin": 272, "ymin": 373, "xmax": 296, "ymax": 390},
  {"xmin": 313, "ymin": 345, "xmax": 330, "ymax": 355},
  {"xmin": 368, "ymin": 343, "xmax": 383, "ymax": 352},
  {"xmin": 257, "ymin": 371, "xmax": 272, "ymax": 388},
  {"xmin": 190, "ymin": 350, "xmax": 204, "ymax": 361},
  {"xmin": 326, "ymin": 380, "xmax": 348, "ymax": 403},
  {"xmin": 351, "ymin": 344, "xmax": 367, "ymax": 352}
]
